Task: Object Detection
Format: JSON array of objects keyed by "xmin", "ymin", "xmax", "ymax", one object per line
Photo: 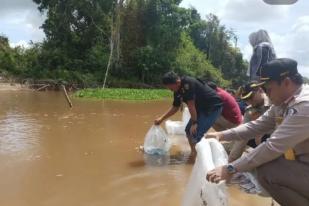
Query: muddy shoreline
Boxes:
[{"xmin": 0, "ymin": 83, "xmax": 29, "ymax": 91}]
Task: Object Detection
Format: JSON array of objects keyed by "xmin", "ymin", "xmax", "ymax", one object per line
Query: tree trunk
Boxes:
[
  {"xmin": 103, "ymin": 36, "xmax": 114, "ymax": 89},
  {"xmin": 102, "ymin": 0, "xmax": 124, "ymax": 89}
]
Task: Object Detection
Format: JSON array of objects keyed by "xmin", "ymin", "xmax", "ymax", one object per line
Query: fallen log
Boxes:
[{"xmin": 36, "ymin": 84, "xmax": 50, "ymax": 91}]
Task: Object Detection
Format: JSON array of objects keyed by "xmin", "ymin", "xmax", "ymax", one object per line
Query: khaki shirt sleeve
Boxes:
[
  {"xmin": 243, "ymin": 110, "xmax": 251, "ymax": 122},
  {"xmin": 228, "ymin": 110, "xmax": 252, "ymax": 162},
  {"xmin": 228, "ymin": 140, "xmax": 248, "ymax": 162},
  {"xmin": 231, "ymin": 102, "xmax": 309, "ymax": 172},
  {"xmin": 222, "ymin": 105, "xmax": 276, "ymax": 142}
]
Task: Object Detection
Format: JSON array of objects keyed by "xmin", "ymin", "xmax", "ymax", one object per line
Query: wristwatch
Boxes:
[{"xmin": 226, "ymin": 164, "xmax": 237, "ymax": 174}]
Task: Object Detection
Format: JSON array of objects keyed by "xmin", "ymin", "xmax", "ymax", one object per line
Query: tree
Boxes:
[
  {"xmin": 32, "ymin": 0, "xmax": 113, "ymax": 84},
  {"xmin": 0, "ymin": 1, "xmax": 249, "ymax": 88},
  {"xmin": 188, "ymin": 13, "xmax": 248, "ymax": 87}
]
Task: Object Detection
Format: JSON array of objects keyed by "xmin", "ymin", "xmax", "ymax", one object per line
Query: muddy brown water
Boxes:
[{"xmin": 0, "ymin": 91, "xmax": 276, "ymax": 206}]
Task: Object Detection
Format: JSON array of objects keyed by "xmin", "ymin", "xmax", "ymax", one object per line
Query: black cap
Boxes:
[
  {"xmin": 240, "ymin": 81, "xmax": 264, "ymax": 100},
  {"xmin": 260, "ymin": 58, "xmax": 298, "ymax": 82}
]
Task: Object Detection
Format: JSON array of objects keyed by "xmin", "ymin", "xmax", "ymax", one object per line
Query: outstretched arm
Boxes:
[{"xmin": 154, "ymin": 106, "xmax": 179, "ymax": 125}]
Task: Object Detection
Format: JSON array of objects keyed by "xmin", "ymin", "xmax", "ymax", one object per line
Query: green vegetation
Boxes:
[
  {"xmin": 1, "ymin": 0, "xmax": 249, "ymax": 89},
  {"xmin": 74, "ymin": 88, "xmax": 172, "ymax": 100}
]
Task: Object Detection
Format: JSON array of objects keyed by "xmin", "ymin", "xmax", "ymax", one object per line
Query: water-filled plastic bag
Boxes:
[{"xmin": 144, "ymin": 125, "xmax": 171, "ymax": 155}]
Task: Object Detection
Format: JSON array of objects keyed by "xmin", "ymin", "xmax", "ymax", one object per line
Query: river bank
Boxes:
[
  {"xmin": 0, "ymin": 83, "xmax": 29, "ymax": 91},
  {"xmin": 74, "ymin": 88, "xmax": 172, "ymax": 100}
]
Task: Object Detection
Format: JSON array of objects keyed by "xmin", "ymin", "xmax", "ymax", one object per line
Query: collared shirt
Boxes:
[
  {"xmin": 243, "ymin": 93, "xmax": 271, "ymax": 122},
  {"xmin": 172, "ymin": 76, "xmax": 222, "ymax": 114},
  {"xmin": 222, "ymin": 85, "xmax": 309, "ymax": 172},
  {"xmin": 228, "ymin": 93, "xmax": 271, "ymax": 162},
  {"xmin": 216, "ymin": 87, "xmax": 242, "ymax": 125}
]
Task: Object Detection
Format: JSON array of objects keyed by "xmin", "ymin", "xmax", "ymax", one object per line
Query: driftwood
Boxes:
[
  {"xmin": 61, "ymin": 85, "xmax": 73, "ymax": 108},
  {"xmin": 36, "ymin": 84, "xmax": 50, "ymax": 91}
]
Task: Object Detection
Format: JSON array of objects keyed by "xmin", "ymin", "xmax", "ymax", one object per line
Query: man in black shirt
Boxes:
[{"xmin": 154, "ymin": 71, "xmax": 223, "ymax": 159}]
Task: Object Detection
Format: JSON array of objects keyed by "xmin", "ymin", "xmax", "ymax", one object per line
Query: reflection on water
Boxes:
[
  {"xmin": 143, "ymin": 135, "xmax": 191, "ymax": 167},
  {"xmin": 144, "ymin": 154, "xmax": 171, "ymax": 166},
  {"xmin": 0, "ymin": 91, "xmax": 276, "ymax": 206},
  {"xmin": 0, "ymin": 112, "xmax": 40, "ymax": 154}
]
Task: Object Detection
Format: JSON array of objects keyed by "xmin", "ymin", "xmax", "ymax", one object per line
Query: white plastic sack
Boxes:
[
  {"xmin": 143, "ymin": 125, "xmax": 171, "ymax": 155},
  {"xmin": 182, "ymin": 138, "xmax": 228, "ymax": 206},
  {"xmin": 182, "ymin": 107, "xmax": 191, "ymax": 126},
  {"xmin": 165, "ymin": 120, "xmax": 184, "ymax": 135},
  {"xmin": 165, "ymin": 107, "xmax": 191, "ymax": 135}
]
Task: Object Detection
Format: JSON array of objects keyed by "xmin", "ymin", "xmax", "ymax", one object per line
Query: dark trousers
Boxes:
[{"xmin": 257, "ymin": 156, "xmax": 309, "ymax": 206}]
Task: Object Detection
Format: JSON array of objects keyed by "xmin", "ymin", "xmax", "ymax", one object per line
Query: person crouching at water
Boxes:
[
  {"xmin": 154, "ymin": 71, "xmax": 222, "ymax": 160},
  {"xmin": 206, "ymin": 82, "xmax": 243, "ymax": 153},
  {"xmin": 206, "ymin": 82, "xmax": 242, "ymax": 131},
  {"xmin": 228, "ymin": 81, "xmax": 271, "ymax": 163},
  {"xmin": 205, "ymin": 58, "xmax": 309, "ymax": 206}
]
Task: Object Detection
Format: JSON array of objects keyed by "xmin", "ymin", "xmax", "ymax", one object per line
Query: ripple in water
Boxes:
[{"xmin": 0, "ymin": 112, "xmax": 41, "ymax": 155}]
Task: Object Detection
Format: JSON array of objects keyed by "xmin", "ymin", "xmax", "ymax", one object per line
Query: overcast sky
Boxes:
[
  {"xmin": 1, "ymin": 0, "xmax": 308, "ymax": 77},
  {"xmin": 180, "ymin": 0, "xmax": 309, "ymax": 77},
  {"xmin": 0, "ymin": 0, "xmax": 45, "ymax": 47}
]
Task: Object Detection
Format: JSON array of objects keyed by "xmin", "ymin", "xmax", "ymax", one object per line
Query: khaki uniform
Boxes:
[
  {"xmin": 228, "ymin": 93, "xmax": 271, "ymax": 162},
  {"xmin": 222, "ymin": 85, "xmax": 309, "ymax": 205},
  {"xmin": 213, "ymin": 116, "xmax": 240, "ymax": 154}
]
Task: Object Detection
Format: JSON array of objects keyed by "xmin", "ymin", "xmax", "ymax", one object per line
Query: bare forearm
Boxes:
[{"xmin": 187, "ymin": 100, "xmax": 197, "ymax": 121}]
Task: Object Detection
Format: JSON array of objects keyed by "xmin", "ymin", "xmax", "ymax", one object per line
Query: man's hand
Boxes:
[
  {"xmin": 154, "ymin": 117, "xmax": 163, "ymax": 125},
  {"xmin": 190, "ymin": 123, "xmax": 198, "ymax": 135},
  {"xmin": 204, "ymin": 132, "xmax": 223, "ymax": 141},
  {"xmin": 206, "ymin": 165, "xmax": 232, "ymax": 184}
]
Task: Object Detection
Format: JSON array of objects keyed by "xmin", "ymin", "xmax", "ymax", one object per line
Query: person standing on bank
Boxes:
[
  {"xmin": 248, "ymin": 29, "xmax": 276, "ymax": 81},
  {"xmin": 205, "ymin": 58, "xmax": 309, "ymax": 206},
  {"xmin": 154, "ymin": 71, "xmax": 222, "ymax": 159}
]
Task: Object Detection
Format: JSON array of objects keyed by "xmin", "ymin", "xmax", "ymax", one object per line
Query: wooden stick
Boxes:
[
  {"xmin": 61, "ymin": 85, "xmax": 73, "ymax": 108},
  {"xmin": 36, "ymin": 84, "xmax": 50, "ymax": 91}
]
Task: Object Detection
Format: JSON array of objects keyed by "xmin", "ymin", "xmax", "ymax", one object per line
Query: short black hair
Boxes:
[
  {"xmin": 207, "ymin": 81, "xmax": 217, "ymax": 90},
  {"xmin": 162, "ymin": 71, "xmax": 179, "ymax": 85}
]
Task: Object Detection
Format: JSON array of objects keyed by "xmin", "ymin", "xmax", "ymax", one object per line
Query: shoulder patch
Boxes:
[{"xmin": 286, "ymin": 108, "xmax": 298, "ymax": 117}]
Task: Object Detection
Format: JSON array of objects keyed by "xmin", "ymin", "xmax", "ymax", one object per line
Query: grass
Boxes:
[{"xmin": 74, "ymin": 88, "xmax": 172, "ymax": 100}]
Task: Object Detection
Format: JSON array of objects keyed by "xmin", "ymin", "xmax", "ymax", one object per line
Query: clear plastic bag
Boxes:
[
  {"xmin": 165, "ymin": 107, "xmax": 191, "ymax": 135},
  {"xmin": 182, "ymin": 138, "xmax": 228, "ymax": 206},
  {"xmin": 143, "ymin": 125, "xmax": 171, "ymax": 155},
  {"xmin": 165, "ymin": 120, "xmax": 184, "ymax": 135}
]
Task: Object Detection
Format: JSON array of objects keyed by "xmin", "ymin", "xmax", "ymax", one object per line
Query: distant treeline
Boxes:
[{"xmin": 0, "ymin": 0, "xmax": 250, "ymax": 88}]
